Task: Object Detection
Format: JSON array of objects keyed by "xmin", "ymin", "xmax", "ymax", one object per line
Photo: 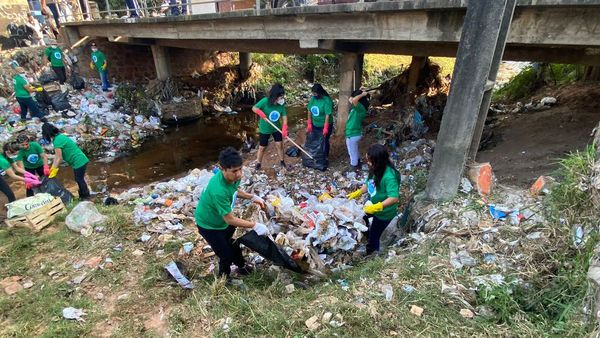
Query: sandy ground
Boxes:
[{"xmin": 477, "ymin": 82, "xmax": 600, "ymax": 187}]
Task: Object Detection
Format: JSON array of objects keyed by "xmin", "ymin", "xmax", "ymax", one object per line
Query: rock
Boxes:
[
  {"xmin": 0, "ymin": 276, "xmax": 23, "ymax": 295},
  {"xmin": 305, "ymin": 315, "xmax": 320, "ymax": 331},
  {"xmin": 467, "ymin": 162, "xmax": 494, "ymax": 196},
  {"xmin": 322, "ymin": 312, "xmax": 333, "ymax": 322},
  {"xmin": 85, "ymin": 256, "xmax": 103, "ymax": 269},
  {"xmin": 410, "ymin": 305, "xmax": 424, "ymax": 317},
  {"xmin": 460, "ymin": 308, "xmax": 475, "ymax": 318},
  {"xmin": 530, "ymin": 175, "xmax": 555, "ymax": 195},
  {"xmin": 132, "ymin": 249, "xmax": 144, "ymax": 256}
]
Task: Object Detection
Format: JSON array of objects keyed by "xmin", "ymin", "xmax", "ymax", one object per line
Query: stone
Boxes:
[
  {"xmin": 305, "ymin": 315, "xmax": 320, "ymax": 331},
  {"xmin": 460, "ymin": 308, "xmax": 475, "ymax": 318},
  {"xmin": 285, "ymin": 284, "xmax": 295, "ymax": 294}
]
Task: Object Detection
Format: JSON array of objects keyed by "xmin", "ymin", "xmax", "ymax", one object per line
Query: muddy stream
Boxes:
[{"xmin": 48, "ymin": 106, "xmax": 305, "ymax": 197}]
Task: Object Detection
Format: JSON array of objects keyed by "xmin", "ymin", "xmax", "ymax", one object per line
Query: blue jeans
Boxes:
[
  {"xmin": 16, "ymin": 96, "xmax": 46, "ymax": 120},
  {"xmin": 170, "ymin": 0, "xmax": 188, "ymax": 15},
  {"xmin": 99, "ymin": 70, "xmax": 110, "ymax": 90},
  {"xmin": 125, "ymin": 0, "xmax": 139, "ymax": 17}
]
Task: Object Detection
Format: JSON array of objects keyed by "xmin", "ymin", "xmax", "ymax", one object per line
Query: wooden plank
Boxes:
[{"xmin": 4, "ymin": 198, "xmax": 65, "ymax": 232}]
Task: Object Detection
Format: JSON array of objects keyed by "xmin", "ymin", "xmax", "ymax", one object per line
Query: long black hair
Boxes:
[
  {"xmin": 42, "ymin": 122, "xmax": 60, "ymax": 142},
  {"xmin": 311, "ymin": 83, "xmax": 330, "ymax": 99},
  {"xmin": 3, "ymin": 142, "xmax": 20, "ymax": 158},
  {"xmin": 351, "ymin": 89, "xmax": 370, "ymax": 110},
  {"xmin": 367, "ymin": 144, "xmax": 399, "ymax": 187},
  {"xmin": 268, "ymin": 84, "xmax": 285, "ymax": 105}
]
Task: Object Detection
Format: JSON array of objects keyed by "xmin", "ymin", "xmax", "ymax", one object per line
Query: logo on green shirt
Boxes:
[
  {"xmin": 26, "ymin": 154, "xmax": 39, "ymax": 164},
  {"xmin": 310, "ymin": 106, "xmax": 320, "ymax": 116},
  {"xmin": 54, "ymin": 52, "xmax": 62, "ymax": 60},
  {"xmin": 367, "ymin": 179, "xmax": 377, "ymax": 196},
  {"xmin": 268, "ymin": 111, "xmax": 281, "ymax": 122}
]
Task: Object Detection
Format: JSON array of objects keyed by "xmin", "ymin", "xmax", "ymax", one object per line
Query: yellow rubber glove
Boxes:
[
  {"xmin": 363, "ymin": 202, "xmax": 383, "ymax": 214},
  {"xmin": 34, "ymin": 87, "xmax": 44, "ymax": 92},
  {"xmin": 49, "ymin": 167, "xmax": 59, "ymax": 178},
  {"xmin": 90, "ymin": 62, "xmax": 94, "ymax": 70},
  {"xmin": 347, "ymin": 189, "xmax": 363, "ymax": 200},
  {"xmin": 102, "ymin": 64, "xmax": 107, "ymax": 71}
]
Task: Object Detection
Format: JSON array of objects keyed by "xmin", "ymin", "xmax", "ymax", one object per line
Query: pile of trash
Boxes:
[{"xmin": 0, "ymin": 73, "xmax": 164, "ymax": 160}]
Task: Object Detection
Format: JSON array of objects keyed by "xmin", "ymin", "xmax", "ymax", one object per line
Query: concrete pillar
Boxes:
[
  {"xmin": 337, "ymin": 52, "xmax": 358, "ymax": 134},
  {"xmin": 151, "ymin": 45, "xmax": 171, "ymax": 81},
  {"xmin": 239, "ymin": 52, "xmax": 252, "ymax": 78},
  {"xmin": 468, "ymin": 0, "xmax": 517, "ymax": 161},
  {"xmin": 354, "ymin": 53, "xmax": 364, "ymax": 91},
  {"xmin": 585, "ymin": 66, "xmax": 600, "ymax": 81},
  {"xmin": 425, "ymin": 0, "xmax": 514, "ymax": 201},
  {"xmin": 407, "ymin": 56, "xmax": 427, "ymax": 92},
  {"xmin": 60, "ymin": 26, "xmax": 81, "ymax": 48}
]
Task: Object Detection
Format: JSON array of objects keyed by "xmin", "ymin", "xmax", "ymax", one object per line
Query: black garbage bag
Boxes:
[
  {"xmin": 71, "ymin": 73, "xmax": 85, "ymax": 90},
  {"xmin": 38, "ymin": 71, "xmax": 57, "ymax": 84},
  {"xmin": 34, "ymin": 177, "xmax": 73, "ymax": 204},
  {"xmin": 301, "ymin": 130, "xmax": 327, "ymax": 171},
  {"xmin": 285, "ymin": 146, "xmax": 300, "ymax": 158},
  {"xmin": 35, "ymin": 90, "xmax": 52, "ymax": 115},
  {"xmin": 50, "ymin": 92, "xmax": 71, "ymax": 112},
  {"xmin": 235, "ymin": 231, "xmax": 304, "ymax": 273}
]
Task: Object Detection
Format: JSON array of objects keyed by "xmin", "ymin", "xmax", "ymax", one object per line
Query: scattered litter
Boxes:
[
  {"xmin": 132, "ymin": 249, "xmax": 144, "ymax": 256},
  {"xmin": 62, "ymin": 307, "xmax": 86, "ymax": 321},
  {"xmin": 305, "ymin": 315, "xmax": 320, "ymax": 331},
  {"xmin": 381, "ymin": 284, "xmax": 394, "ymax": 301},
  {"xmin": 66, "ymin": 202, "xmax": 107, "ymax": 236},
  {"xmin": 285, "ymin": 284, "xmax": 295, "ymax": 294},
  {"xmin": 410, "ymin": 305, "xmax": 424, "ymax": 317},
  {"xmin": 460, "ymin": 308, "xmax": 475, "ymax": 319},
  {"xmin": 164, "ymin": 261, "xmax": 194, "ymax": 289},
  {"xmin": 0, "ymin": 276, "xmax": 24, "ymax": 295}
]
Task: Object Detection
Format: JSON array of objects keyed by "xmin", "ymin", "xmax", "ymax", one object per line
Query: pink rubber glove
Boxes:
[
  {"xmin": 254, "ymin": 109, "xmax": 267, "ymax": 120},
  {"xmin": 306, "ymin": 118, "xmax": 313, "ymax": 133},
  {"xmin": 24, "ymin": 176, "xmax": 41, "ymax": 186},
  {"xmin": 323, "ymin": 122, "xmax": 330, "ymax": 136},
  {"xmin": 24, "ymin": 171, "xmax": 39, "ymax": 180},
  {"xmin": 25, "ymin": 183, "xmax": 33, "ymax": 190},
  {"xmin": 43, "ymin": 164, "xmax": 50, "ymax": 176},
  {"xmin": 282, "ymin": 124, "xmax": 288, "ymax": 138}
]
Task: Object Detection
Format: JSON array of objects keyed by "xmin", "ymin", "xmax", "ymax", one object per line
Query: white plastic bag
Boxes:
[{"xmin": 65, "ymin": 202, "xmax": 107, "ymax": 236}]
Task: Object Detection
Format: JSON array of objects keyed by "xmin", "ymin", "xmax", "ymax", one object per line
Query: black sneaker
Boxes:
[{"xmin": 255, "ymin": 163, "xmax": 261, "ymax": 170}]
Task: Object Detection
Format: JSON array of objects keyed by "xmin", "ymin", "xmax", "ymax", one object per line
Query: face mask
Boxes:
[
  {"xmin": 20, "ymin": 73, "xmax": 27, "ymax": 77},
  {"xmin": 91, "ymin": 48, "xmax": 98, "ymax": 52},
  {"xmin": 277, "ymin": 98, "xmax": 285, "ymax": 105},
  {"xmin": 8, "ymin": 155, "xmax": 17, "ymax": 160},
  {"xmin": 51, "ymin": 45, "xmax": 57, "ymax": 48}
]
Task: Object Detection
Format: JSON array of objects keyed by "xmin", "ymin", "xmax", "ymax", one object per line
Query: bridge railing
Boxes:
[{"xmin": 54, "ymin": 0, "xmax": 363, "ymax": 23}]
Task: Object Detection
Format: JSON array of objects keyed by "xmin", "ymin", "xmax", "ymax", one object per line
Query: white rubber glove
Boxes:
[
  {"xmin": 253, "ymin": 222, "xmax": 269, "ymax": 236},
  {"xmin": 251, "ymin": 195, "xmax": 265, "ymax": 207}
]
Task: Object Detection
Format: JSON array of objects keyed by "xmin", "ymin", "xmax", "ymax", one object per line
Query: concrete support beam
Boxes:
[
  {"xmin": 61, "ymin": 26, "xmax": 82, "ymax": 48},
  {"xmin": 337, "ymin": 53, "xmax": 358, "ymax": 134},
  {"xmin": 468, "ymin": 0, "xmax": 517, "ymax": 160},
  {"xmin": 585, "ymin": 66, "xmax": 600, "ymax": 81},
  {"xmin": 354, "ymin": 54, "xmax": 364, "ymax": 91},
  {"xmin": 239, "ymin": 52, "xmax": 252, "ymax": 78},
  {"xmin": 407, "ymin": 56, "xmax": 427, "ymax": 92},
  {"xmin": 151, "ymin": 45, "xmax": 171, "ymax": 81},
  {"xmin": 425, "ymin": 0, "xmax": 512, "ymax": 201}
]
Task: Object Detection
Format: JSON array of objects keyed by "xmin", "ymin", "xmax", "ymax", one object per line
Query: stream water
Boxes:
[{"xmin": 83, "ymin": 106, "xmax": 305, "ymax": 193}]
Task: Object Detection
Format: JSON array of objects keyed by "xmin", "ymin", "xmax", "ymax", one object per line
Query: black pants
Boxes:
[
  {"xmin": 25, "ymin": 166, "xmax": 44, "ymax": 197},
  {"xmin": 47, "ymin": 3, "xmax": 61, "ymax": 28},
  {"xmin": 198, "ymin": 225, "xmax": 246, "ymax": 276},
  {"xmin": 52, "ymin": 66, "xmax": 66, "ymax": 84},
  {"xmin": 363, "ymin": 214, "xmax": 393, "ymax": 253},
  {"xmin": 17, "ymin": 97, "xmax": 46, "ymax": 120},
  {"xmin": 0, "ymin": 176, "xmax": 16, "ymax": 203},
  {"xmin": 73, "ymin": 165, "xmax": 90, "ymax": 199}
]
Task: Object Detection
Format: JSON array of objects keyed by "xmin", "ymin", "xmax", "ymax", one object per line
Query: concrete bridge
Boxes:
[{"xmin": 62, "ymin": 0, "xmax": 600, "ymax": 200}]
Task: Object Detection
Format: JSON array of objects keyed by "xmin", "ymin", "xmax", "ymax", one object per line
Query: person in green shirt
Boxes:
[
  {"xmin": 345, "ymin": 89, "xmax": 370, "ymax": 170},
  {"xmin": 347, "ymin": 144, "xmax": 400, "ymax": 255},
  {"xmin": 195, "ymin": 147, "xmax": 268, "ymax": 278},
  {"xmin": 252, "ymin": 84, "xmax": 288, "ymax": 170},
  {"xmin": 13, "ymin": 67, "xmax": 46, "ymax": 122},
  {"xmin": 89, "ymin": 42, "xmax": 111, "ymax": 92},
  {"xmin": 6, "ymin": 134, "xmax": 50, "ymax": 197},
  {"xmin": 44, "ymin": 40, "xmax": 66, "ymax": 84},
  {"xmin": 1, "ymin": 143, "xmax": 41, "ymax": 204},
  {"xmin": 42, "ymin": 123, "xmax": 91, "ymax": 200},
  {"xmin": 306, "ymin": 83, "xmax": 334, "ymax": 165}
]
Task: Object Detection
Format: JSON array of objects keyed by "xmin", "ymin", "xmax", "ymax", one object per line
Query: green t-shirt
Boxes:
[
  {"xmin": 254, "ymin": 97, "xmax": 287, "ymax": 135},
  {"xmin": 44, "ymin": 46, "xmax": 64, "ymax": 67},
  {"xmin": 53, "ymin": 134, "xmax": 89, "ymax": 169},
  {"xmin": 17, "ymin": 142, "xmax": 44, "ymax": 169},
  {"xmin": 13, "ymin": 74, "xmax": 30, "ymax": 98},
  {"xmin": 366, "ymin": 166, "xmax": 400, "ymax": 220},
  {"xmin": 308, "ymin": 96, "xmax": 334, "ymax": 128},
  {"xmin": 195, "ymin": 171, "xmax": 240, "ymax": 230},
  {"xmin": 91, "ymin": 50, "xmax": 106, "ymax": 72},
  {"xmin": 0, "ymin": 154, "xmax": 11, "ymax": 175},
  {"xmin": 345, "ymin": 102, "xmax": 367, "ymax": 138}
]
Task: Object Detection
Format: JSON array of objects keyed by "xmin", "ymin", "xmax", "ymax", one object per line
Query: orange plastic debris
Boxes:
[{"xmin": 164, "ymin": 199, "xmax": 173, "ymax": 207}]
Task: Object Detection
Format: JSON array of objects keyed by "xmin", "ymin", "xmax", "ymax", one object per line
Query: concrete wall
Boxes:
[{"xmin": 77, "ymin": 39, "xmax": 232, "ymax": 82}]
